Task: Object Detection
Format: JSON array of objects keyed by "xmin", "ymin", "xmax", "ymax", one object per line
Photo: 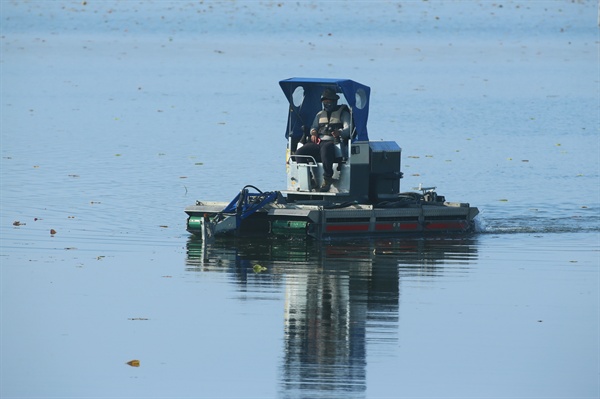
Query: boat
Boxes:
[{"xmin": 185, "ymin": 78, "xmax": 479, "ymax": 240}]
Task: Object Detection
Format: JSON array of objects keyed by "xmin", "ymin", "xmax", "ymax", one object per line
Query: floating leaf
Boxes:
[
  {"xmin": 50, "ymin": 229, "xmax": 57, "ymax": 235},
  {"xmin": 126, "ymin": 360, "xmax": 140, "ymax": 367},
  {"xmin": 499, "ymin": 199, "xmax": 509, "ymax": 202}
]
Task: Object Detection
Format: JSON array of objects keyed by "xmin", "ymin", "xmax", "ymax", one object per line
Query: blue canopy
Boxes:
[{"xmin": 279, "ymin": 78, "xmax": 370, "ymax": 142}]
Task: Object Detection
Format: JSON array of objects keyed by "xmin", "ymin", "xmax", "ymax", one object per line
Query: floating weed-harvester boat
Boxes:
[{"xmin": 185, "ymin": 78, "xmax": 479, "ymax": 240}]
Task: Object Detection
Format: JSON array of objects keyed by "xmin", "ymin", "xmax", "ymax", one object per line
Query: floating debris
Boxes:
[
  {"xmin": 12, "ymin": 221, "xmax": 24, "ymax": 226},
  {"xmin": 128, "ymin": 318, "xmax": 149, "ymax": 321},
  {"xmin": 253, "ymin": 264, "xmax": 267, "ymax": 273}
]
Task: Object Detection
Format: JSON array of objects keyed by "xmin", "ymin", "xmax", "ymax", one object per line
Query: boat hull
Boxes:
[{"xmin": 185, "ymin": 201, "xmax": 479, "ymax": 240}]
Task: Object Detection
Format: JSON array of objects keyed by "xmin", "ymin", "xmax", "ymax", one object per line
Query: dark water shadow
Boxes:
[{"xmin": 186, "ymin": 237, "xmax": 479, "ymax": 398}]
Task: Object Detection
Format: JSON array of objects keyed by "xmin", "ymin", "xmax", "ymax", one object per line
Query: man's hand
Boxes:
[{"xmin": 310, "ymin": 129, "xmax": 319, "ymax": 143}]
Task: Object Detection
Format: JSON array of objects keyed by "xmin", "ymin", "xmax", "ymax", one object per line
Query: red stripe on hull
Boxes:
[
  {"xmin": 376, "ymin": 223, "xmax": 420, "ymax": 231},
  {"xmin": 326, "ymin": 224, "xmax": 370, "ymax": 232},
  {"xmin": 327, "ymin": 223, "xmax": 423, "ymax": 233}
]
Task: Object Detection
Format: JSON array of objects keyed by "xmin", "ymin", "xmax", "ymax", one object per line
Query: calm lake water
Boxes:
[{"xmin": 1, "ymin": 1, "xmax": 599, "ymax": 398}]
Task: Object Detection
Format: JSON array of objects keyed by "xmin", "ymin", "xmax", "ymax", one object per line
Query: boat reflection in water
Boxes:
[{"xmin": 186, "ymin": 237, "xmax": 478, "ymax": 398}]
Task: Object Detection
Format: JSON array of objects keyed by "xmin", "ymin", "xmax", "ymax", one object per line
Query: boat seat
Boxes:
[
  {"xmin": 286, "ymin": 124, "xmax": 354, "ymax": 193},
  {"xmin": 293, "ymin": 141, "xmax": 346, "ymax": 167}
]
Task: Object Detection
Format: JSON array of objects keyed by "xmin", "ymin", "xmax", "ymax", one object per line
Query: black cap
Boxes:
[{"xmin": 321, "ymin": 88, "xmax": 340, "ymax": 101}]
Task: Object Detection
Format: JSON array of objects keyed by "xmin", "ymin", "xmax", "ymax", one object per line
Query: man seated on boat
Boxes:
[{"xmin": 294, "ymin": 88, "xmax": 351, "ymax": 192}]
